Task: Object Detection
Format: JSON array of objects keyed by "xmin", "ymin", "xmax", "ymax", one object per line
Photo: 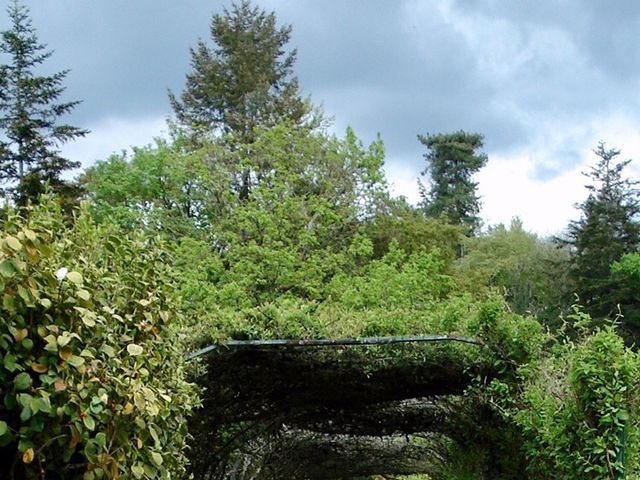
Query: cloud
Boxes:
[
  {"xmin": 60, "ymin": 115, "xmax": 169, "ymax": 170},
  {"xmin": 4, "ymin": 0, "xmax": 640, "ymax": 234}
]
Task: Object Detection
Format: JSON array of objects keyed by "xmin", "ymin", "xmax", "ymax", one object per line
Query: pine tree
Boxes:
[
  {"xmin": 418, "ymin": 131, "xmax": 487, "ymax": 235},
  {"xmin": 0, "ymin": 0, "xmax": 88, "ymax": 205},
  {"xmin": 563, "ymin": 142, "xmax": 640, "ymax": 319},
  {"xmin": 169, "ymin": 0, "xmax": 309, "ymax": 141}
]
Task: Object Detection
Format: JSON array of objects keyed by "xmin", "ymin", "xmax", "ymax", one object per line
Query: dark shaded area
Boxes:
[{"xmin": 187, "ymin": 344, "xmax": 503, "ymax": 478}]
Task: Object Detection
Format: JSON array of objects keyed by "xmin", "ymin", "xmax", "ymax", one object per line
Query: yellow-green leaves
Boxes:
[
  {"xmin": 66, "ymin": 271, "xmax": 83, "ymax": 286},
  {"xmin": 5, "ymin": 235, "xmax": 22, "ymax": 251},
  {"xmin": 127, "ymin": 343, "xmax": 144, "ymax": 356},
  {"xmin": 0, "ymin": 198, "xmax": 197, "ymax": 479},
  {"xmin": 22, "ymin": 448, "xmax": 34, "ymax": 464}
]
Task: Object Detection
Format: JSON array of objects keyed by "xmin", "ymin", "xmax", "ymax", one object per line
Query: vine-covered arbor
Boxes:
[{"xmin": 186, "ymin": 336, "xmax": 516, "ymax": 479}]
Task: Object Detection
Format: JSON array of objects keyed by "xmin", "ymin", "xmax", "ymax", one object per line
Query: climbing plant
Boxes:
[{"xmin": 514, "ymin": 310, "xmax": 639, "ymax": 479}]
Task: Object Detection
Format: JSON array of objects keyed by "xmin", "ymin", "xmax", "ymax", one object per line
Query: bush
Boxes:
[
  {"xmin": 516, "ymin": 319, "xmax": 639, "ymax": 479},
  {"xmin": 0, "ymin": 199, "xmax": 198, "ymax": 479}
]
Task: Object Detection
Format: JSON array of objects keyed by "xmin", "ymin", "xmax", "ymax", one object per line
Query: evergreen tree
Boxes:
[
  {"xmin": 418, "ymin": 130, "xmax": 487, "ymax": 235},
  {"xmin": 0, "ymin": 0, "xmax": 88, "ymax": 205},
  {"xmin": 563, "ymin": 142, "xmax": 640, "ymax": 321},
  {"xmin": 169, "ymin": 0, "xmax": 309, "ymax": 141}
]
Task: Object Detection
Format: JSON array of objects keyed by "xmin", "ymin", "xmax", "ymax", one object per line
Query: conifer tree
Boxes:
[
  {"xmin": 563, "ymin": 142, "xmax": 640, "ymax": 319},
  {"xmin": 0, "ymin": 0, "xmax": 87, "ymax": 205},
  {"xmin": 169, "ymin": 0, "xmax": 309, "ymax": 141},
  {"xmin": 418, "ymin": 131, "xmax": 487, "ymax": 235}
]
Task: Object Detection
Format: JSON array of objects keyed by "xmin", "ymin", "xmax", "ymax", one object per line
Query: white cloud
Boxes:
[
  {"xmin": 387, "ymin": 111, "xmax": 640, "ymax": 237},
  {"xmin": 385, "ymin": 161, "xmax": 422, "ymax": 204},
  {"xmin": 60, "ymin": 115, "xmax": 168, "ymax": 170}
]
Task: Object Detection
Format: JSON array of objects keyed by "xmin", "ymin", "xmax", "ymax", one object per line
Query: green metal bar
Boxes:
[{"xmin": 185, "ymin": 334, "xmax": 486, "ymax": 360}]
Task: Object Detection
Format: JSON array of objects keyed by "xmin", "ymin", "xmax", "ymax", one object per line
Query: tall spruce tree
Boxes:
[
  {"xmin": 0, "ymin": 0, "xmax": 87, "ymax": 205},
  {"xmin": 169, "ymin": 0, "xmax": 309, "ymax": 140},
  {"xmin": 418, "ymin": 130, "xmax": 487, "ymax": 235},
  {"xmin": 563, "ymin": 142, "xmax": 640, "ymax": 320}
]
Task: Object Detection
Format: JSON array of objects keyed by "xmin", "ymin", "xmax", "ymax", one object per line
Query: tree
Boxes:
[
  {"xmin": 456, "ymin": 218, "xmax": 570, "ymax": 321},
  {"xmin": 418, "ymin": 131, "xmax": 488, "ymax": 234},
  {"xmin": 82, "ymin": 134, "xmax": 225, "ymax": 240},
  {"xmin": 169, "ymin": 0, "xmax": 309, "ymax": 141},
  {"xmin": 562, "ymin": 142, "xmax": 640, "ymax": 322},
  {"xmin": 0, "ymin": 0, "xmax": 88, "ymax": 205}
]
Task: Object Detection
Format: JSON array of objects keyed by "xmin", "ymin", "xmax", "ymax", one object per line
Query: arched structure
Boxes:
[{"xmin": 186, "ymin": 336, "xmax": 518, "ymax": 479}]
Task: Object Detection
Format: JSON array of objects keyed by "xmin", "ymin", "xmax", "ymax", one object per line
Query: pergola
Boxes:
[{"xmin": 186, "ymin": 335, "xmax": 509, "ymax": 479}]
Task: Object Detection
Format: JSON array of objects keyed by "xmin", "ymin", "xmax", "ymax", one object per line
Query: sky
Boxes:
[{"xmin": 3, "ymin": 0, "xmax": 640, "ymax": 235}]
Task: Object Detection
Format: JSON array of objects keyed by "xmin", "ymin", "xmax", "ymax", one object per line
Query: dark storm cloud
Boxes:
[
  {"xmin": 11, "ymin": 0, "xmax": 219, "ymax": 122},
  {"xmin": 3, "ymin": 0, "xmax": 640, "ymax": 178},
  {"xmin": 273, "ymin": 0, "xmax": 529, "ymax": 159}
]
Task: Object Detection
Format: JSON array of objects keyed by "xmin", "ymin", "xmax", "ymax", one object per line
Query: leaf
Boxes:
[
  {"xmin": 100, "ymin": 345, "xmax": 115, "ymax": 357},
  {"xmin": 54, "ymin": 378, "xmax": 66, "ymax": 392},
  {"xmin": 40, "ymin": 298, "xmax": 52, "ymax": 309},
  {"xmin": 6, "ymin": 236, "xmax": 22, "ymax": 251},
  {"xmin": 0, "ymin": 260, "xmax": 15, "ymax": 278},
  {"xmin": 3, "ymin": 354, "xmax": 16, "ymax": 372},
  {"xmin": 68, "ymin": 355, "xmax": 85, "ymax": 368},
  {"xmin": 127, "ymin": 344, "xmax": 144, "ymax": 356},
  {"xmin": 95, "ymin": 432, "xmax": 106, "ymax": 448},
  {"xmin": 83, "ymin": 414, "xmax": 95, "ymax": 431},
  {"xmin": 131, "ymin": 464, "xmax": 144, "ymax": 479},
  {"xmin": 147, "ymin": 402, "xmax": 159, "ymax": 417},
  {"xmin": 14, "ymin": 372, "xmax": 32, "ymax": 391},
  {"xmin": 76, "ymin": 289, "xmax": 91, "ymax": 301},
  {"xmin": 151, "ymin": 451, "xmax": 163, "ymax": 466},
  {"xmin": 22, "ymin": 447, "xmax": 34, "ymax": 464},
  {"xmin": 69, "ymin": 425, "xmax": 80, "ymax": 449},
  {"xmin": 14, "ymin": 328, "xmax": 28, "ymax": 342},
  {"xmin": 79, "ymin": 312, "xmax": 96, "ymax": 327},
  {"xmin": 59, "ymin": 346, "xmax": 73, "ymax": 361},
  {"xmin": 23, "ymin": 229, "xmax": 36, "ymax": 241},
  {"xmin": 123, "ymin": 402, "xmax": 134, "ymax": 415},
  {"xmin": 0, "ymin": 420, "xmax": 8, "ymax": 436},
  {"xmin": 66, "ymin": 271, "xmax": 83, "ymax": 285},
  {"xmin": 20, "ymin": 405, "xmax": 31, "ymax": 421},
  {"xmin": 31, "ymin": 363, "xmax": 47, "ymax": 373},
  {"xmin": 17, "ymin": 285, "xmax": 32, "ymax": 304}
]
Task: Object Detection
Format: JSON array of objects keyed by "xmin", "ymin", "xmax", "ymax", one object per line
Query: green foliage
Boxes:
[
  {"xmin": 418, "ymin": 131, "xmax": 488, "ymax": 235},
  {"xmin": 0, "ymin": 198, "xmax": 198, "ymax": 479},
  {"xmin": 204, "ymin": 124, "xmax": 388, "ymax": 305},
  {"xmin": 515, "ymin": 312, "xmax": 639, "ymax": 479},
  {"xmin": 0, "ymin": 0, "xmax": 88, "ymax": 205},
  {"xmin": 456, "ymin": 218, "xmax": 570, "ymax": 322},
  {"xmin": 82, "ymin": 134, "xmax": 225, "ymax": 240},
  {"xmin": 363, "ymin": 196, "xmax": 465, "ymax": 263},
  {"xmin": 612, "ymin": 252, "xmax": 640, "ymax": 336},
  {"xmin": 561, "ymin": 143, "xmax": 640, "ymax": 327}
]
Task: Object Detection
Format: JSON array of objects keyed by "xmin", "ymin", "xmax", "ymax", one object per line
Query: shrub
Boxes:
[{"xmin": 0, "ymin": 199, "xmax": 198, "ymax": 479}]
